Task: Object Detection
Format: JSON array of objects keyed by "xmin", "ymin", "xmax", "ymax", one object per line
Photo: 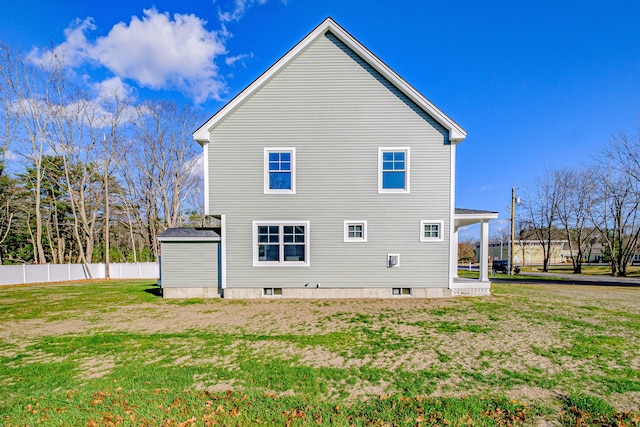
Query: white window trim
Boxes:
[
  {"xmin": 378, "ymin": 147, "xmax": 410, "ymax": 194},
  {"xmin": 420, "ymin": 220, "xmax": 444, "ymax": 242},
  {"xmin": 264, "ymin": 147, "xmax": 296, "ymax": 194},
  {"xmin": 253, "ymin": 220, "xmax": 310, "ymax": 267},
  {"xmin": 344, "ymin": 220, "xmax": 368, "ymax": 242}
]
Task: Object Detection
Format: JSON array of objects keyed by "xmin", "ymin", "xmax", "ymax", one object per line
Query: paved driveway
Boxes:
[{"xmin": 492, "ymin": 271, "xmax": 640, "ymax": 287}]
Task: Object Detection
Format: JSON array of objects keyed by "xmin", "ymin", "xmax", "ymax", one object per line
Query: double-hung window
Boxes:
[
  {"xmin": 253, "ymin": 221, "xmax": 310, "ymax": 266},
  {"xmin": 420, "ymin": 220, "xmax": 444, "ymax": 242},
  {"xmin": 378, "ymin": 147, "xmax": 410, "ymax": 193},
  {"xmin": 264, "ymin": 148, "xmax": 296, "ymax": 194}
]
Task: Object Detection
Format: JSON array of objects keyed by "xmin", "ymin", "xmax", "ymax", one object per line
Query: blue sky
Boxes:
[{"xmin": 2, "ymin": 0, "xmax": 640, "ymax": 236}]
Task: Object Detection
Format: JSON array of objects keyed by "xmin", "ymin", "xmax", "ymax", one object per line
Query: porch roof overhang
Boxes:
[{"xmin": 454, "ymin": 208, "xmax": 499, "ymax": 228}]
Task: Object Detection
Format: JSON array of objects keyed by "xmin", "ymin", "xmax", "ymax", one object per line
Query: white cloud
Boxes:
[
  {"xmin": 218, "ymin": 0, "xmax": 269, "ymax": 22},
  {"xmin": 92, "ymin": 9, "xmax": 227, "ymax": 103},
  {"xmin": 225, "ymin": 52, "xmax": 254, "ymax": 66},
  {"xmin": 31, "ymin": 9, "xmax": 229, "ymax": 104},
  {"xmin": 28, "ymin": 17, "xmax": 95, "ymax": 68},
  {"xmin": 93, "ymin": 77, "xmax": 135, "ymax": 101},
  {"xmin": 27, "ymin": 1, "xmax": 287, "ymax": 103}
]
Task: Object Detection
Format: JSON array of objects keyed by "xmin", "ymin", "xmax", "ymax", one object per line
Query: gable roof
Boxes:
[{"xmin": 194, "ymin": 17, "xmax": 467, "ymax": 144}]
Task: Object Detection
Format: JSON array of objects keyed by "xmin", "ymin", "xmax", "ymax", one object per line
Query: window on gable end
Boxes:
[
  {"xmin": 264, "ymin": 148, "xmax": 296, "ymax": 194},
  {"xmin": 378, "ymin": 147, "xmax": 410, "ymax": 193}
]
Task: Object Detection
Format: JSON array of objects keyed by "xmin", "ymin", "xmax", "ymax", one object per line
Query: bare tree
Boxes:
[
  {"xmin": 0, "ymin": 42, "xmax": 68, "ymax": 263},
  {"xmin": 592, "ymin": 123, "xmax": 640, "ymax": 276},
  {"xmin": 522, "ymin": 169, "xmax": 562, "ymax": 272},
  {"xmin": 0, "ymin": 48, "xmax": 18, "ymax": 260},
  {"xmin": 124, "ymin": 101, "xmax": 202, "ymax": 257},
  {"xmin": 49, "ymin": 95, "xmax": 102, "ymax": 274},
  {"xmin": 136, "ymin": 101, "xmax": 201, "ymax": 227},
  {"xmin": 601, "ymin": 120, "xmax": 640, "ymax": 182},
  {"xmin": 556, "ymin": 167, "xmax": 598, "ymax": 273},
  {"xmin": 593, "ymin": 145, "xmax": 640, "ymax": 276},
  {"xmin": 95, "ymin": 93, "xmax": 132, "ymax": 278}
]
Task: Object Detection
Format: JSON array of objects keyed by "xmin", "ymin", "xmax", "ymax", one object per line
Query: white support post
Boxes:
[
  {"xmin": 221, "ymin": 214, "xmax": 227, "ymax": 289},
  {"xmin": 479, "ymin": 220, "xmax": 489, "ymax": 282},
  {"xmin": 452, "ymin": 227, "xmax": 459, "ymax": 279}
]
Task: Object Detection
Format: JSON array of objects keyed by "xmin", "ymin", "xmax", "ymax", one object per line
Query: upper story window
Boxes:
[
  {"xmin": 253, "ymin": 221, "xmax": 310, "ymax": 266},
  {"xmin": 264, "ymin": 148, "xmax": 296, "ymax": 194},
  {"xmin": 420, "ymin": 220, "xmax": 444, "ymax": 242},
  {"xmin": 378, "ymin": 147, "xmax": 410, "ymax": 193}
]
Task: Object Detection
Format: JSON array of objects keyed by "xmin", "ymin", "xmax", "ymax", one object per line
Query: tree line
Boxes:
[
  {"xmin": 514, "ymin": 122, "xmax": 640, "ymax": 276},
  {"xmin": 0, "ymin": 41, "xmax": 206, "ymax": 271}
]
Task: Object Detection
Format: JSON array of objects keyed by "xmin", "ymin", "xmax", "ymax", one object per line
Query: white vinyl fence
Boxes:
[{"xmin": 0, "ymin": 262, "xmax": 158, "ymax": 286}]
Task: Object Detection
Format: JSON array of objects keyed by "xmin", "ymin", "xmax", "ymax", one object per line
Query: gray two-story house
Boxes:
[{"xmin": 158, "ymin": 17, "xmax": 497, "ymax": 299}]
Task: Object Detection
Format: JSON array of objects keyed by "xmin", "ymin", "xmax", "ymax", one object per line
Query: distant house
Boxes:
[
  {"xmin": 487, "ymin": 240, "xmax": 573, "ymax": 265},
  {"xmin": 159, "ymin": 18, "xmax": 498, "ymax": 298},
  {"xmin": 485, "ymin": 240, "xmax": 639, "ymax": 265}
]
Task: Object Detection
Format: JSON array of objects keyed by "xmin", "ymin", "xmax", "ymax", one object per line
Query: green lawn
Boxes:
[{"xmin": 1, "ymin": 280, "xmax": 639, "ymax": 426}]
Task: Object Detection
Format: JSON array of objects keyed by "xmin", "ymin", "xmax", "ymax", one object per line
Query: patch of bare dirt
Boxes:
[
  {"xmin": 194, "ymin": 378, "xmax": 238, "ymax": 393},
  {"xmin": 506, "ymin": 385, "xmax": 561, "ymax": 403},
  {"xmin": 77, "ymin": 355, "xmax": 115, "ymax": 380},
  {"xmin": 609, "ymin": 391, "xmax": 640, "ymax": 413}
]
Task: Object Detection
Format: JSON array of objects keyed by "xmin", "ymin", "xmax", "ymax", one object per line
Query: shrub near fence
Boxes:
[{"xmin": 0, "ymin": 262, "xmax": 159, "ymax": 286}]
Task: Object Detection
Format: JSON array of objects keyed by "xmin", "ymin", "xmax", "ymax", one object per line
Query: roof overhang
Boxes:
[
  {"xmin": 454, "ymin": 209, "xmax": 499, "ymax": 228},
  {"xmin": 193, "ymin": 17, "xmax": 467, "ymax": 145}
]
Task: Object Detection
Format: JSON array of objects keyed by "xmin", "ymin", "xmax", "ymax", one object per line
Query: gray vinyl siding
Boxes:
[
  {"xmin": 210, "ymin": 32, "xmax": 452, "ymax": 289},
  {"xmin": 160, "ymin": 242, "xmax": 219, "ymax": 288}
]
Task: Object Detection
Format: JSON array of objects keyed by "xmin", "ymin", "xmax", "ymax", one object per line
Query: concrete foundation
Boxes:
[
  {"xmin": 162, "ymin": 284, "xmax": 490, "ymax": 299},
  {"xmin": 162, "ymin": 287, "xmax": 221, "ymax": 298},
  {"xmin": 222, "ymin": 287, "xmax": 455, "ymax": 299}
]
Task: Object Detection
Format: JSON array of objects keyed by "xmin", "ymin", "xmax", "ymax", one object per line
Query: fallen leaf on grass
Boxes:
[{"xmin": 178, "ymin": 416, "xmax": 196, "ymax": 427}]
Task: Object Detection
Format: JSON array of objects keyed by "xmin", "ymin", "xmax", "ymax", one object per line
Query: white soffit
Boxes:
[{"xmin": 193, "ymin": 17, "xmax": 467, "ymax": 144}]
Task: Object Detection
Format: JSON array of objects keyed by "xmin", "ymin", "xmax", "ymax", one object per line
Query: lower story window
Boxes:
[
  {"xmin": 392, "ymin": 288, "xmax": 412, "ymax": 296},
  {"xmin": 344, "ymin": 220, "xmax": 368, "ymax": 242},
  {"xmin": 420, "ymin": 220, "xmax": 444, "ymax": 242},
  {"xmin": 253, "ymin": 221, "xmax": 310, "ymax": 266}
]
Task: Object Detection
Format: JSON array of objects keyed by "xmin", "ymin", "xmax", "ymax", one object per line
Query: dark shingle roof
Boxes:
[
  {"xmin": 158, "ymin": 228, "xmax": 220, "ymax": 241},
  {"xmin": 455, "ymin": 208, "xmax": 499, "ymax": 215}
]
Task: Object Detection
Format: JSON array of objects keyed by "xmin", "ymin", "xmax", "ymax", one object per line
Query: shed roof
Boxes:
[
  {"xmin": 193, "ymin": 17, "xmax": 466, "ymax": 144},
  {"xmin": 158, "ymin": 228, "xmax": 221, "ymax": 242}
]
